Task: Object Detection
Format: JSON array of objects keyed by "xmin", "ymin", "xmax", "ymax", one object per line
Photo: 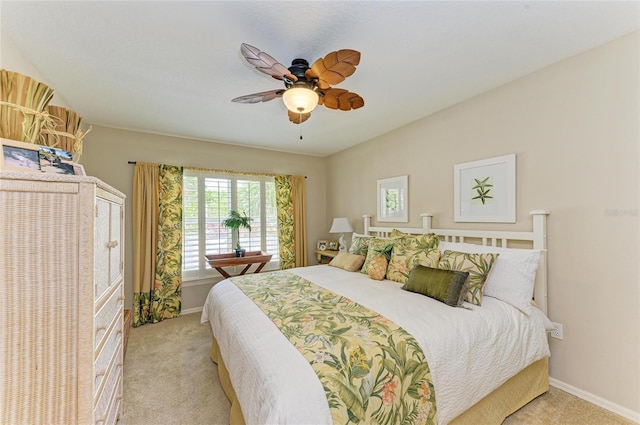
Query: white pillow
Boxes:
[{"xmin": 436, "ymin": 242, "xmax": 541, "ymax": 315}]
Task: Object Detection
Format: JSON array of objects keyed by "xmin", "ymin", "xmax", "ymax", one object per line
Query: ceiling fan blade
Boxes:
[
  {"xmin": 288, "ymin": 110, "xmax": 311, "ymax": 124},
  {"xmin": 231, "ymin": 89, "xmax": 285, "ymax": 104},
  {"xmin": 319, "ymin": 88, "xmax": 364, "ymax": 111},
  {"xmin": 306, "ymin": 49, "xmax": 361, "ymax": 90},
  {"xmin": 240, "ymin": 43, "xmax": 297, "ymax": 82}
]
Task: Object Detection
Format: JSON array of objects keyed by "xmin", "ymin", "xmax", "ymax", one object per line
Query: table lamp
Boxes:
[{"xmin": 329, "ymin": 217, "xmax": 353, "ymax": 252}]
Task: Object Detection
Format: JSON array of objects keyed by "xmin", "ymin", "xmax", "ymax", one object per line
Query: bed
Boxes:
[{"xmin": 202, "ymin": 211, "xmax": 552, "ymax": 425}]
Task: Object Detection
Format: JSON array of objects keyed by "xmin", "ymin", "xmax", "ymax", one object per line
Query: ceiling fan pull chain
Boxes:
[{"xmin": 299, "ymin": 112, "xmax": 303, "ymax": 140}]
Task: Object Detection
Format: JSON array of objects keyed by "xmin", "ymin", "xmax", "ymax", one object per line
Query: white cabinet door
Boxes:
[
  {"xmin": 95, "ymin": 198, "xmax": 111, "ymax": 300},
  {"xmin": 109, "ymin": 201, "xmax": 122, "ymax": 286},
  {"xmin": 95, "ymin": 197, "xmax": 124, "ymax": 301}
]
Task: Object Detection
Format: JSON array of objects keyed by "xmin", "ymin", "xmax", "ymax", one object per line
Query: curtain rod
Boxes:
[{"xmin": 127, "ymin": 161, "xmax": 307, "ymax": 178}]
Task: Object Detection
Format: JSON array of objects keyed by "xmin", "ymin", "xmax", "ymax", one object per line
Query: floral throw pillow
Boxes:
[
  {"xmin": 349, "ymin": 233, "xmax": 372, "ymax": 257},
  {"xmin": 438, "ymin": 250, "xmax": 499, "ymax": 306},
  {"xmin": 385, "ymin": 233, "xmax": 440, "ymax": 284},
  {"xmin": 387, "ymin": 244, "xmax": 440, "ymax": 284},
  {"xmin": 390, "ymin": 230, "xmax": 440, "ymax": 248}
]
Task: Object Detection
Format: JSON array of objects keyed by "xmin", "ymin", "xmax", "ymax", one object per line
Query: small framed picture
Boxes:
[
  {"xmin": 328, "ymin": 240, "xmax": 338, "ymax": 251},
  {"xmin": 68, "ymin": 162, "xmax": 86, "ymax": 176},
  {"xmin": 0, "ymin": 138, "xmax": 42, "ymax": 172},
  {"xmin": 38, "ymin": 146, "xmax": 75, "ymax": 175},
  {"xmin": 317, "ymin": 240, "xmax": 328, "ymax": 251},
  {"xmin": 378, "ymin": 175, "xmax": 409, "ymax": 222}
]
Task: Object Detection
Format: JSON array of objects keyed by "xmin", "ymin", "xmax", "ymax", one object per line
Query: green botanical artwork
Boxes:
[
  {"xmin": 384, "ymin": 189, "xmax": 399, "ymax": 212},
  {"xmin": 471, "ymin": 176, "xmax": 493, "ymax": 205}
]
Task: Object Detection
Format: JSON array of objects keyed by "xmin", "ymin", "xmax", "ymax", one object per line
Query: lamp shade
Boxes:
[
  {"xmin": 329, "ymin": 217, "xmax": 353, "ymax": 234},
  {"xmin": 282, "ymin": 86, "xmax": 319, "ymax": 114}
]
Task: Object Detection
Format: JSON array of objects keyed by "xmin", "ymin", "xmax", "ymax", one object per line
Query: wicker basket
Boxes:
[{"xmin": 0, "ymin": 69, "xmax": 55, "ymax": 143}]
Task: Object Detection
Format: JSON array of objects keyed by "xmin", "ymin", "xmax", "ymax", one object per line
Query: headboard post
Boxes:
[
  {"xmin": 529, "ymin": 210, "xmax": 550, "ymax": 316},
  {"xmin": 362, "ymin": 214, "xmax": 372, "ymax": 235},
  {"xmin": 420, "ymin": 213, "xmax": 433, "ymax": 232},
  {"xmin": 529, "ymin": 210, "xmax": 550, "ymax": 250}
]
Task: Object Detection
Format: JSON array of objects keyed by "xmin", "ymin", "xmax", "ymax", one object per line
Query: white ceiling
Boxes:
[{"xmin": 1, "ymin": 1, "xmax": 638, "ymax": 157}]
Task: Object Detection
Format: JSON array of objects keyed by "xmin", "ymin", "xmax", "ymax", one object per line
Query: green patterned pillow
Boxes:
[
  {"xmin": 361, "ymin": 237, "xmax": 396, "ymax": 275},
  {"xmin": 386, "ymin": 233, "xmax": 440, "ymax": 283},
  {"xmin": 349, "ymin": 233, "xmax": 372, "ymax": 256},
  {"xmin": 402, "ymin": 265, "xmax": 470, "ymax": 307},
  {"xmin": 390, "ymin": 230, "xmax": 440, "ymax": 248},
  {"xmin": 387, "ymin": 243, "xmax": 440, "ymax": 284},
  {"xmin": 438, "ymin": 250, "xmax": 499, "ymax": 306}
]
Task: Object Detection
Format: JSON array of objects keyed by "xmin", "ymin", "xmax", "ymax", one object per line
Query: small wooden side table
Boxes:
[
  {"xmin": 316, "ymin": 249, "xmax": 339, "ymax": 264},
  {"xmin": 205, "ymin": 251, "xmax": 273, "ymax": 278}
]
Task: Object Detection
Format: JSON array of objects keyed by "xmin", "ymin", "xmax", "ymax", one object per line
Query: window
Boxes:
[{"xmin": 182, "ymin": 169, "xmax": 279, "ymax": 280}]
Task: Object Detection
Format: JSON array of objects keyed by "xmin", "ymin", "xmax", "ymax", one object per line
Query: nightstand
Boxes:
[{"xmin": 316, "ymin": 249, "xmax": 339, "ymax": 264}]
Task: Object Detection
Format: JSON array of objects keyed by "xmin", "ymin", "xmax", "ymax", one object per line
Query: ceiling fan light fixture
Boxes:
[{"xmin": 282, "ymin": 86, "xmax": 319, "ymax": 114}]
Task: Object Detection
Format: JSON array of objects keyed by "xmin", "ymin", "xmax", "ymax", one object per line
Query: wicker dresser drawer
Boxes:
[
  {"xmin": 104, "ymin": 385, "xmax": 123, "ymax": 425},
  {"xmin": 95, "ymin": 283, "xmax": 123, "ymax": 350},
  {"xmin": 105, "ymin": 375, "xmax": 123, "ymax": 425},
  {"xmin": 94, "ymin": 316, "xmax": 123, "ymax": 396},
  {"xmin": 123, "ymin": 309, "xmax": 132, "ymax": 359},
  {"xmin": 94, "ymin": 345, "xmax": 122, "ymax": 425}
]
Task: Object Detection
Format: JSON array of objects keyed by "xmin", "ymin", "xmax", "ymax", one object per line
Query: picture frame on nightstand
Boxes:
[{"xmin": 317, "ymin": 240, "xmax": 328, "ymax": 251}]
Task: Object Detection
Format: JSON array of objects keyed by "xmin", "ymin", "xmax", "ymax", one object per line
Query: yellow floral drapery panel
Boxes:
[
  {"xmin": 275, "ymin": 175, "xmax": 307, "ymax": 269},
  {"xmin": 132, "ymin": 163, "xmax": 183, "ymax": 327}
]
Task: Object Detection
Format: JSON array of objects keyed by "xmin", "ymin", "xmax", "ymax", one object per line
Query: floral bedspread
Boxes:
[{"xmin": 231, "ymin": 271, "xmax": 437, "ymax": 425}]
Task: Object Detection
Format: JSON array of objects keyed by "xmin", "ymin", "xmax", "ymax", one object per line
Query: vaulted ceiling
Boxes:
[{"xmin": 1, "ymin": 1, "xmax": 638, "ymax": 156}]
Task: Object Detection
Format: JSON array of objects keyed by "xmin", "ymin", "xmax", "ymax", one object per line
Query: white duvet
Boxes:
[{"xmin": 201, "ymin": 265, "xmax": 552, "ymax": 425}]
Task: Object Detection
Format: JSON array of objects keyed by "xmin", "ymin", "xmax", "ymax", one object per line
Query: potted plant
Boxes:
[{"xmin": 222, "ymin": 210, "xmax": 252, "ymax": 257}]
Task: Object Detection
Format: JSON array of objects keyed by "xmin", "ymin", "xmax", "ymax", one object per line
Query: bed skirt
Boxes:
[{"xmin": 209, "ymin": 336, "xmax": 548, "ymax": 425}]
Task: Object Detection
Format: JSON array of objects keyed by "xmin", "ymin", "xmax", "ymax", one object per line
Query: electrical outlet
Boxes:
[{"xmin": 550, "ymin": 322, "xmax": 564, "ymax": 340}]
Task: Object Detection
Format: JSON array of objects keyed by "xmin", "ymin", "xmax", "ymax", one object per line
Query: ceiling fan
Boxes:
[{"xmin": 231, "ymin": 43, "xmax": 364, "ymax": 124}]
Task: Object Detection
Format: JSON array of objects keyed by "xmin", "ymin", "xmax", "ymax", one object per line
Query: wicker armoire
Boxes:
[{"xmin": 0, "ymin": 171, "xmax": 125, "ymax": 425}]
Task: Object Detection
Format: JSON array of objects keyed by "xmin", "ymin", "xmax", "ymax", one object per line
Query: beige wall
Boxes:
[
  {"xmin": 327, "ymin": 32, "xmax": 640, "ymax": 416},
  {"xmin": 80, "ymin": 126, "xmax": 327, "ymax": 311}
]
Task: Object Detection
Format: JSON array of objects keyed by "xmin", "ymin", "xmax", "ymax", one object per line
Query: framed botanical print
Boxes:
[
  {"xmin": 454, "ymin": 154, "xmax": 516, "ymax": 223},
  {"xmin": 377, "ymin": 175, "xmax": 408, "ymax": 222}
]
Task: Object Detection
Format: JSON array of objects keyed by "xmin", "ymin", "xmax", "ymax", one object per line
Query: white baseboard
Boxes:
[
  {"xmin": 549, "ymin": 377, "xmax": 640, "ymax": 424},
  {"xmin": 181, "ymin": 307, "xmax": 203, "ymax": 315}
]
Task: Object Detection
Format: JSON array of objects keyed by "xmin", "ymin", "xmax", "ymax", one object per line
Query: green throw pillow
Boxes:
[
  {"xmin": 402, "ymin": 265, "xmax": 469, "ymax": 307},
  {"xmin": 349, "ymin": 234, "xmax": 372, "ymax": 256},
  {"xmin": 438, "ymin": 250, "xmax": 499, "ymax": 306}
]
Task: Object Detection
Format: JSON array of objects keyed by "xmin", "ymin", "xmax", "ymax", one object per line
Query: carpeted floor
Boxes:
[{"xmin": 120, "ymin": 313, "xmax": 635, "ymax": 425}]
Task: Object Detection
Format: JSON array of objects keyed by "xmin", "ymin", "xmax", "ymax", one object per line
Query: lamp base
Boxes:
[{"xmin": 338, "ymin": 233, "xmax": 347, "ymax": 252}]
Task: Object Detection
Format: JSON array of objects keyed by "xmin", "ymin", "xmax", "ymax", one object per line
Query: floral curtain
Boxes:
[
  {"xmin": 132, "ymin": 163, "xmax": 183, "ymax": 327},
  {"xmin": 275, "ymin": 175, "xmax": 307, "ymax": 269}
]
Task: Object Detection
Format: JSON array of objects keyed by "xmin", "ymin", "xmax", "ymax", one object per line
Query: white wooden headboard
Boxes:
[{"xmin": 362, "ymin": 210, "xmax": 550, "ymax": 315}]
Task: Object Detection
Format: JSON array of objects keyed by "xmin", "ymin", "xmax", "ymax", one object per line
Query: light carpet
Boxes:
[{"xmin": 120, "ymin": 313, "xmax": 635, "ymax": 425}]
